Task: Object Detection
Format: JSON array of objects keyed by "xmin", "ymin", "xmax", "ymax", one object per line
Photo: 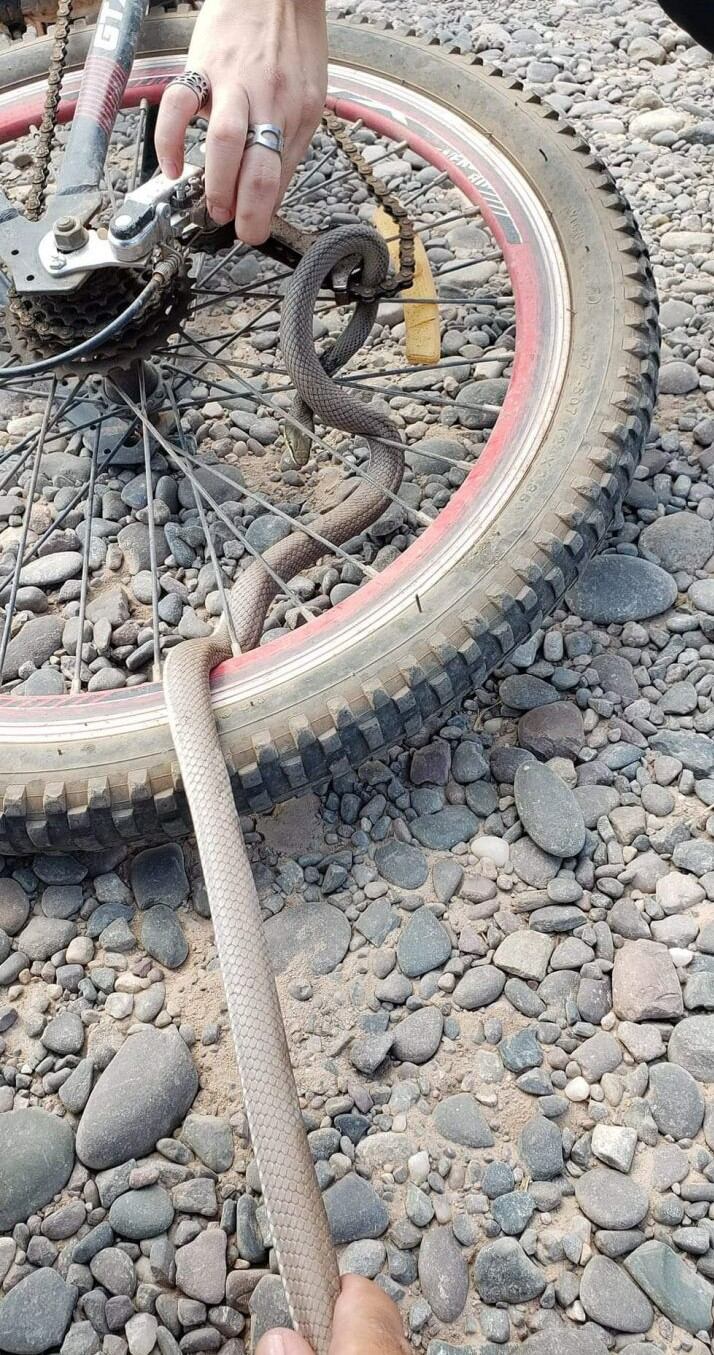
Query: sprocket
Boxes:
[{"xmin": 4, "ymin": 255, "xmax": 192, "ymax": 374}]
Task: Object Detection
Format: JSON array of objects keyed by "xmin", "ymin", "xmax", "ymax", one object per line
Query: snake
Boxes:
[{"xmin": 163, "ymin": 225, "xmax": 404, "ymax": 1355}]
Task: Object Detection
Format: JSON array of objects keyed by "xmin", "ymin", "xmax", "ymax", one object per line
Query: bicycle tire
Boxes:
[{"xmin": 0, "ymin": 14, "xmax": 659, "ymax": 852}]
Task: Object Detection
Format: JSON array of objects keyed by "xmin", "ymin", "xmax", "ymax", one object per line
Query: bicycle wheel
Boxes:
[{"xmin": 0, "ymin": 15, "xmax": 658, "ymax": 851}]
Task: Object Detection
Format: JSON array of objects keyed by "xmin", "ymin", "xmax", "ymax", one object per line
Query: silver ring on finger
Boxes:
[
  {"xmin": 245, "ymin": 122, "xmax": 285, "ymax": 157},
  {"xmin": 169, "ymin": 69, "xmax": 211, "ymax": 114}
]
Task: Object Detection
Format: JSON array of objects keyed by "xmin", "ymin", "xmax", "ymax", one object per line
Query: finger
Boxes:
[
  {"xmin": 234, "ymin": 118, "xmax": 285, "ymax": 245},
  {"xmin": 330, "ymin": 1276, "xmax": 410, "ymax": 1355},
  {"xmin": 278, "ymin": 100, "xmax": 324, "ymax": 203},
  {"xmin": 204, "ymin": 88, "xmax": 249, "ymax": 225},
  {"xmin": 155, "ymin": 81, "xmax": 204, "ymax": 179},
  {"xmin": 255, "ymin": 1330, "xmax": 313, "ymax": 1355}
]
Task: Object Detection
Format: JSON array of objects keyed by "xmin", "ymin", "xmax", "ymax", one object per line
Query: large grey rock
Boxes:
[
  {"xmin": 410, "ymin": 807, "xmax": 478, "ymax": 850},
  {"xmin": 668, "ymin": 1016, "xmax": 714, "ymax": 1082},
  {"xmin": 473, "ymin": 1238, "xmax": 546, "ymax": 1304},
  {"xmin": 648, "ymin": 1064, "xmax": 705, "ymax": 1139},
  {"xmin": 397, "ymin": 908, "xmax": 452, "ymax": 978},
  {"xmin": 518, "ymin": 703, "xmax": 584, "ymax": 760},
  {"xmin": 264, "ymin": 901, "xmax": 350, "ymax": 976},
  {"xmin": 374, "ymin": 841, "xmax": 427, "ymax": 890},
  {"xmin": 519, "ymin": 1321, "xmax": 609, "ymax": 1355},
  {"xmin": 452, "ymin": 965, "xmax": 505, "ymax": 1010},
  {"xmin": 433, "ymin": 1094, "xmax": 494, "ymax": 1149},
  {"xmin": 0, "ymin": 1269, "xmax": 77, "ymax": 1354},
  {"xmin": 650, "ymin": 731, "xmax": 714, "ymax": 776},
  {"xmin": 514, "ymin": 762, "xmax": 586, "ymax": 858},
  {"xmin": 567, "ymin": 556, "xmax": 677, "ymax": 623},
  {"xmin": 19, "ymin": 551, "xmax": 82, "ymax": 589},
  {"xmin": 16, "ymin": 916, "xmax": 77, "ymax": 961},
  {"xmin": 3, "ymin": 615, "xmax": 63, "ymax": 681},
  {"xmin": 640, "ymin": 512, "xmax": 714, "ymax": 574},
  {"xmin": 0, "ymin": 1109, "xmax": 75, "ymax": 1231},
  {"xmin": 76, "ymin": 1027, "xmax": 198, "ymax": 1169},
  {"xmin": 625, "ymin": 1239, "xmax": 714, "ymax": 1333},
  {"xmin": 323, "ymin": 1174, "xmax": 389, "ymax": 1244},
  {"xmin": 392, "ymin": 1007, "xmax": 443, "ymax": 1064},
  {"xmin": 139, "ymin": 906, "xmax": 188, "ymax": 970},
  {"xmin": 519, "ymin": 1115, "xmax": 563, "ymax": 1180},
  {"xmin": 575, "ymin": 1168, "xmax": 648, "ymax": 1229},
  {"xmin": 418, "ymin": 1227, "xmax": 468, "ymax": 1322},
  {"xmin": 0, "ymin": 880, "xmax": 29, "ymax": 936},
  {"xmin": 130, "ymin": 844, "xmax": 188, "ymax": 910},
  {"xmin": 108, "ymin": 1186, "xmax": 174, "ymax": 1241},
  {"xmin": 612, "ymin": 940, "xmax": 683, "ymax": 1021},
  {"xmin": 579, "ymin": 1256, "xmax": 653, "ymax": 1333}
]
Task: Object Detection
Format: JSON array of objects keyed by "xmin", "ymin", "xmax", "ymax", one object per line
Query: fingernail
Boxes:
[
  {"xmin": 256, "ymin": 1334, "xmax": 291, "ymax": 1355},
  {"xmin": 208, "ymin": 202, "xmax": 232, "ymax": 224},
  {"xmin": 161, "ymin": 159, "xmax": 180, "ymax": 180}
]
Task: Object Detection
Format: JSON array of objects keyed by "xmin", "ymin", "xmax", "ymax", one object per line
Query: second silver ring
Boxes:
[{"xmin": 245, "ymin": 123, "xmax": 285, "ymax": 157}]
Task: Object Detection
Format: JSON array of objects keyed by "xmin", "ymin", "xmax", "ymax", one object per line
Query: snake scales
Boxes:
[{"xmin": 164, "ymin": 225, "xmax": 405, "ymax": 1354}]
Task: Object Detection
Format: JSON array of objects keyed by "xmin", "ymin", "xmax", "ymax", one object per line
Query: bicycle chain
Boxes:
[
  {"xmin": 25, "ymin": 0, "xmax": 73, "ymax": 220},
  {"xmin": 321, "ymin": 109, "xmax": 416, "ymax": 301}
]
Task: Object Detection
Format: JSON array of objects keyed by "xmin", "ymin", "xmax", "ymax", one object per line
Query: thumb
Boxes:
[{"xmin": 255, "ymin": 1331, "xmax": 314, "ymax": 1355}]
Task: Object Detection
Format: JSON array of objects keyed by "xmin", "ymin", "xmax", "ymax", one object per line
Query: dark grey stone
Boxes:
[
  {"xmin": 0, "ymin": 1269, "xmax": 76, "ymax": 1354},
  {"xmin": 130, "ymin": 844, "xmax": 189, "ymax": 910},
  {"xmin": 648, "ymin": 1063, "xmax": 705, "ymax": 1139},
  {"xmin": 668, "ymin": 1015, "xmax": 714, "ymax": 1082},
  {"xmin": 418, "ymin": 1227, "xmax": 468, "ymax": 1321},
  {"xmin": 519, "ymin": 1116, "xmax": 563, "ymax": 1180},
  {"xmin": 108, "ymin": 1185, "xmax": 174, "ymax": 1240},
  {"xmin": 514, "ymin": 762, "xmax": 586, "ymax": 858},
  {"xmin": 433, "ymin": 1094, "xmax": 494, "ymax": 1149},
  {"xmin": 579, "ymin": 1256, "xmax": 653, "ymax": 1333},
  {"xmin": 566, "ymin": 556, "xmax": 678, "ymax": 623},
  {"xmin": 397, "ymin": 908, "xmax": 452, "ymax": 978},
  {"xmin": 0, "ymin": 1109, "xmax": 75, "ymax": 1231},
  {"xmin": 410, "ymin": 807, "xmax": 478, "ymax": 850},
  {"xmin": 264, "ymin": 901, "xmax": 350, "ymax": 976},
  {"xmin": 0, "ymin": 880, "xmax": 29, "ymax": 936},
  {"xmin": 3, "ymin": 615, "xmax": 64, "ymax": 681},
  {"xmin": 42, "ymin": 1010, "xmax": 84, "ymax": 1055},
  {"xmin": 473, "ymin": 1238, "xmax": 546, "ymax": 1304},
  {"xmin": 452, "ymin": 966, "xmax": 505, "ymax": 1010},
  {"xmin": 575, "ymin": 1168, "xmax": 648, "ymax": 1229},
  {"xmin": 76, "ymin": 1027, "xmax": 198, "ymax": 1170},
  {"xmin": 518, "ymin": 703, "xmax": 584, "ymax": 760},
  {"xmin": 374, "ymin": 841, "xmax": 427, "ymax": 889},
  {"xmin": 323, "ymin": 1174, "xmax": 389, "ymax": 1243},
  {"xmin": 140, "ymin": 906, "xmax": 188, "ymax": 970},
  {"xmin": 625, "ymin": 1239, "xmax": 714, "ymax": 1334}
]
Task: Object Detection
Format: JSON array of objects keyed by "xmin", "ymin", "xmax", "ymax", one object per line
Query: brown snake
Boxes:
[{"xmin": 164, "ymin": 225, "xmax": 405, "ymax": 1353}]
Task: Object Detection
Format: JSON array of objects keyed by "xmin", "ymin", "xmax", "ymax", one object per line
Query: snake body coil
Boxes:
[{"xmin": 164, "ymin": 226, "xmax": 404, "ymax": 1353}]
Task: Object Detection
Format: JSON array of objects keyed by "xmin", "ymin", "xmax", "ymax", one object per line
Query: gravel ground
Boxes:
[{"xmin": 1, "ymin": 1, "xmax": 714, "ymax": 1354}]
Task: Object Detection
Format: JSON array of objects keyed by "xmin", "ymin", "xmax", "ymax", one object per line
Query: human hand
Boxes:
[
  {"xmin": 255, "ymin": 1275, "xmax": 411, "ymax": 1355},
  {"xmin": 155, "ymin": 0, "xmax": 328, "ymax": 244}
]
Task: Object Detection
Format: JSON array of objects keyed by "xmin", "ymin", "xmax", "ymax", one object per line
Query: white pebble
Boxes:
[
  {"xmin": 470, "ymin": 835, "xmax": 510, "ymax": 868},
  {"xmin": 565, "ymin": 1076, "xmax": 590, "ymax": 1102},
  {"xmin": 104, "ymin": 992, "xmax": 134, "ymax": 1020},
  {"xmin": 408, "ymin": 1150, "xmax": 430, "ymax": 1185}
]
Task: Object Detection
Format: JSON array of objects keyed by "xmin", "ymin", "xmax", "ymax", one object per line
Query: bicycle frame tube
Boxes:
[{"xmin": 55, "ymin": 0, "xmax": 149, "ymax": 206}]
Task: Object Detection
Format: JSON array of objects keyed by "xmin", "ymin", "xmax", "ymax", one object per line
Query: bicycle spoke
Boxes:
[
  {"xmin": 71, "ymin": 426, "xmax": 100, "ymax": 693},
  {"xmin": 138, "ymin": 365, "xmax": 162, "ymax": 680},
  {"xmin": 0, "ymin": 378, "xmax": 57, "ymax": 682}
]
